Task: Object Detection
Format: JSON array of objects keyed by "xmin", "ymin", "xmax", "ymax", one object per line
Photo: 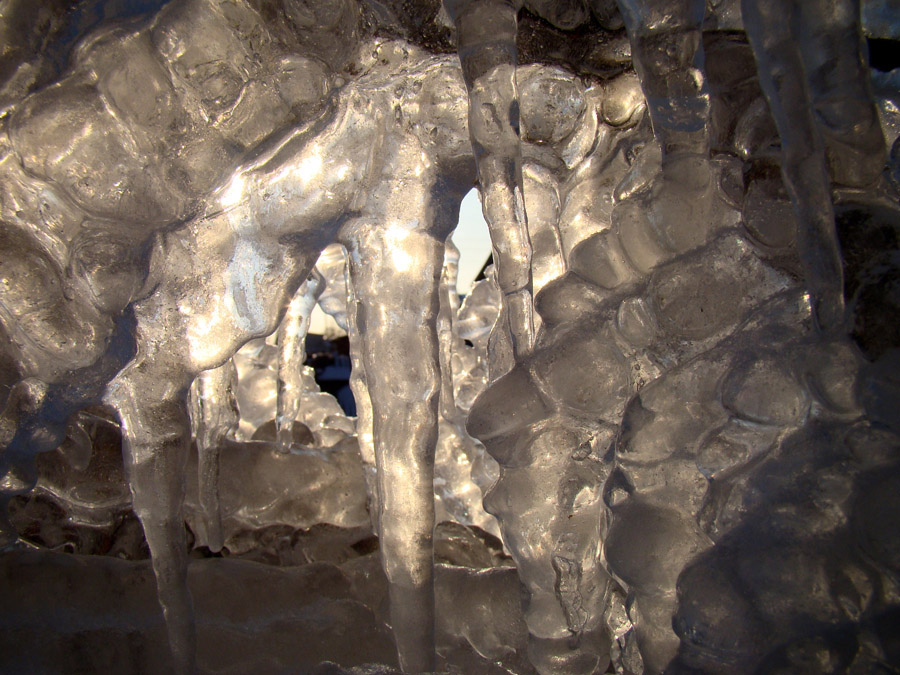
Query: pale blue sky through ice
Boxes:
[
  {"xmin": 311, "ymin": 188, "xmax": 491, "ymax": 336},
  {"xmin": 451, "ymin": 188, "xmax": 492, "ymax": 295}
]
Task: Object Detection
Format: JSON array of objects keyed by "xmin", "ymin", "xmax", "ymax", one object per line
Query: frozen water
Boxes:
[{"xmin": 1, "ymin": 0, "xmax": 900, "ymax": 674}]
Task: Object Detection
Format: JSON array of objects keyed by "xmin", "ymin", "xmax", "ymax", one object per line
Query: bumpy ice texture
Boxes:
[{"xmin": 1, "ymin": 0, "xmax": 900, "ymax": 673}]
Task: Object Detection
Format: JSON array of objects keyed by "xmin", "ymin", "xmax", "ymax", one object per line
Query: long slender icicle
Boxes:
[
  {"xmin": 445, "ymin": 0, "xmax": 534, "ymax": 375},
  {"xmin": 275, "ymin": 271, "xmax": 324, "ymax": 452},
  {"xmin": 343, "ymin": 253, "xmax": 379, "ymax": 528},
  {"xmin": 189, "ymin": 361, "xmax": 239, "ymax": 553},
  {"xmin": 438, "ymin": 240, "xmax": 462, "ymax": 423}
]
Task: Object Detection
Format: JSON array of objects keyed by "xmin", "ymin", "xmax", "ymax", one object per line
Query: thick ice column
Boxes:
[
  {"xmin": 106, "ymin": 365, "xmax": 195, "ymax": 675},
  {"xmin": 742, "ymin": 0, "xmax": 883, "ymax": 330},
  {"xmin": 189, "ymin": 360, "xmax": 239, "ymax": 553},
  {"xmin": 616, "ymin": 0, "xmax": 710, "ymax": 162},
  {"xmin": 275, "ymin": 270, "xmax": 324, "ymax": 452},
  {"xmin": 445, "ymin": 0, "xmax": 535, "ymax": 370},
  {"xmin": 345, "ymin": 224, "xmax": 444, "ymax": 673},
  {"xmin": 797, "ymin": 0, "xmax": 887, "ymax": 188},
  {"xmin": 615, "ymin": 0, "xmax": 714, "ymax": 249}
]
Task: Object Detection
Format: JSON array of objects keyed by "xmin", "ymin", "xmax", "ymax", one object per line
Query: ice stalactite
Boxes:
[
  {"xmin": 616, "ymin": 0, "xmax": 711, "ymax": 161},
  {"xmin": 337, "ymin": 62, "xmax": 475, "ymax": 662},
  {"xmin": 311, "ymin": 237, "xmax": 501, "ymax": 541},
  {"xmin": 275, "ymin": 270, "xmax": 325, "ymax": 453},
  {"xmin": 434, "ymin": 241, "xmax": 502, "ymax": 538},
  {"xmin": 107, "ymin": 370, "xmax": 197, "ymax": 675},
  {"xmin": 342, "ymin": 246, "xmax": 380, "ymax": 525},
  {"xmin": 741, "ymin": 0, "xmax": 887, "ymax": 331},
  {"xmin": 334, "ymin": 47, "xmax": 477, "ymax": 673},
  {"xmin": 613, "ymin": 0, "xmax": 716, "ymax": 264},
  {"xmin": 438, "ymin": 241, "xmax": 463, "ymax": 427},
  {"xmin": 445, "ymin": 0, "xmax": 535, "ymax": 376},
  {"xmin": 435, "ymin": 241, "xmax": 473, "ymax": 533},
  {"xmin": 188, "ymin": 361, "xmax": 239, "ymax": 553},
  {"xmin": 344, "ymin": 219, "xmax": 445, "ymax": 674}
]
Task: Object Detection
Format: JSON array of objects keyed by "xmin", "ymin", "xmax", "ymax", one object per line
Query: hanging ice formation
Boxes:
[{"xmin": 2, "ymin": 0, "xmax": 900, "ymax": 673}]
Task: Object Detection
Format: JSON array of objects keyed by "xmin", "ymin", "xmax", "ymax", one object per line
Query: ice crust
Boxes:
[{"xmin": 1, "ymin": 0, "xmax": 900, "ymax": 673}]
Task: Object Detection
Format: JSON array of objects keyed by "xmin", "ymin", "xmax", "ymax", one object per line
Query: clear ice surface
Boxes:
[{"xmin": 1, "ymin": 0, "xmax": 900, "ymax": 673}]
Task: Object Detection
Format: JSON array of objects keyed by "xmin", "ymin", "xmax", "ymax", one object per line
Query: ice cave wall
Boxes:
[{"xmin": 1, "ymin": 0, "xmax": 900, "ymax": 674}]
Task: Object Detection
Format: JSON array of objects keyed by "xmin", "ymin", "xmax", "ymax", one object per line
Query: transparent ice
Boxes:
[{"xmin": 1, "ymin": 0, "xmax": 899, "ymax": 673}]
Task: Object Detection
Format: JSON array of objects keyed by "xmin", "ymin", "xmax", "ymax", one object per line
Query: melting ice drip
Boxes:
[{"xmin": 1, "ymin": 0, "xmax": 900, "ymax": 673}]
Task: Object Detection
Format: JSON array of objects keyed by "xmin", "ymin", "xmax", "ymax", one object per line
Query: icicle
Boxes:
[
  {"xmin": 189, "ymin": 361, "xmax": 238, "ymax": 553},
  {"xmin": 438, "ymin": 240, "xmax": 462, "ymax": 423},
  {"xmin": 741, "ymin": 0, "xmax": 882, "ymax": 330},
  {"xmin": 343, "ymin": 253, "xmax": 379, "ymax": 528},
  {"xmin": 275, "ymin": 270, "xmax": 324, "ymax": 453},
  {"xmin": 445, "ymin": 0, "xmax": 534, "ymax": 374},
  {"xmin": 108, "ymin": 368, "xmax": 196, "ymax": 675}
]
